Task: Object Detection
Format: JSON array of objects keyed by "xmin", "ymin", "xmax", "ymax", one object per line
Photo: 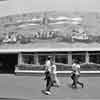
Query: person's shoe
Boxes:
[
  {"xmin": 72, "ymin": 85, "xmax": 77, "ymax": 88},
  {"xmin": 72, "ymin": 84, "xmax": 76, "ymax": 88},
  {"xmin": 72, "ymin": 84, "xmax": 74, "ymax": 88},
  {"xmin": 45, "ymin": 91, "xmax": 51, "ymax": 95}
]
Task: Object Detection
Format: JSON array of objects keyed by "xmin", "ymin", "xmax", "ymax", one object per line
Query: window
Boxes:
[
  {"xmin": 55, "ymin": 55, "xmax": 68, "ymax": 64},
  {"xmin": 22, "ymin": 54, "xmax": 35, "ymax": 64},
  {"xmin": 89, "ymin": 53, "xmax": 100, "ymax": 64},
  {"xmin": 38, "ymin": 55, "xmax": 55, "ymax": 65},
  {"xmin": 38, "ymin": 55, "xmax": 48, "ymax": 65},
  {"xmin": 72, "ymin": 52, "xmax": 85, "ymax": 63}
]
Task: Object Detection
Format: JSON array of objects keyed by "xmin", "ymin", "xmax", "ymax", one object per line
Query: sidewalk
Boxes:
[{"xmin": 0, "ymin": 74, "xmax": 99, "ymax": 100}]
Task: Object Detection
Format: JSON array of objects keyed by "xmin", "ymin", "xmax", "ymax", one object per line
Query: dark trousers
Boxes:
[
  {"xmin": 75, "ymin": 75, "xmax": 83, "ymax": 87},
  {"xmin": 71, "ymin": 73, "xmax": 77, "ymax": 87},
  {"xmin": 71, "ymin": 74, "xmax": 83, "ymax": 88},
  {"xmin": 45, "ymin": 71, "xmax": 53, "ymax": 91},
  {"xmin": 46, "ymin": 78, "xmax": 53, "ymax": 91}
]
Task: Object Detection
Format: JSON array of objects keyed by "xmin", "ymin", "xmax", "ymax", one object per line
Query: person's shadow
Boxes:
[{"xmin": 67, "ymin": 83, "xmax": 78, "ymax": 89}]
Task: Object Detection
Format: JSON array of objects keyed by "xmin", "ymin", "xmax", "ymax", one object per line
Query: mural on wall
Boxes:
[
  {"xmin": 0, "ymin": 12, "xmax": 100, "ymax": 44},
  {"xmin": 0, "ymin": 29, "xmax": 98, "ymax": 44},
  {"xmin": 1, "ymin": 31, "xmax": 57, "ymax": 44}
]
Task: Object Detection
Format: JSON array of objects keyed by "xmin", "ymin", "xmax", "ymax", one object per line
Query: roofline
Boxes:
[{"xmin": 0, "ymin": 48, "xmax": 100, "ymax": 53}]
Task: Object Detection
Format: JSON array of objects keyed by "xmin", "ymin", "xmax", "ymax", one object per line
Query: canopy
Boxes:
[{"xmin": 0, "ymin": 40, "xmax": 100, "ymax": 53}]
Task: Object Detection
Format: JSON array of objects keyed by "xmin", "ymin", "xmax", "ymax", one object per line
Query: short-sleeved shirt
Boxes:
[
  {"xmin": 45, "ymin": 60, "xmax": 51, "ymax": 72},
  {"xmin": 51, "ymin": 64, "xmax": 56, "ymax": 74},
  {"xmin": 72, "ymin": 63, "xmax": 80, "ymax": 75}
]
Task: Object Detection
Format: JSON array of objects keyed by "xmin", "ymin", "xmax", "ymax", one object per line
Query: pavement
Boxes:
[{"xmin": 0, "ymin": 74, "xmax": 99, "ymax": 100}]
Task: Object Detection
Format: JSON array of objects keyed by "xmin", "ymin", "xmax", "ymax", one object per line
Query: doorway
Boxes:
[{"xmin": 0, "ymin": 53, "xmax": 18, "ymax": 73}]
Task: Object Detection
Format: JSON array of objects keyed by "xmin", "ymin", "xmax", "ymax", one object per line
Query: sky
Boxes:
[{"xmin": 0, "ymin": 0, "xmax": 99, "ymax": 16}]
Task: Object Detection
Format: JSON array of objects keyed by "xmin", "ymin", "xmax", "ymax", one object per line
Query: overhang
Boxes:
[{"xmin": 0, "ymin": 41, "xmax": 100, "ymax": 53}]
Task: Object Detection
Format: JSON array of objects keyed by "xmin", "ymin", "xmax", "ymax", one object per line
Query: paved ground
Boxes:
[{"xmin": 0, "ymin": 74, "xmax": 99, "ymax": 100}]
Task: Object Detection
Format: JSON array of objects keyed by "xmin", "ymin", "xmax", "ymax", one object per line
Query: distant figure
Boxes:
[{"xmin": 71, "ymin": 59, "xmax": 84, "ymax": 88}]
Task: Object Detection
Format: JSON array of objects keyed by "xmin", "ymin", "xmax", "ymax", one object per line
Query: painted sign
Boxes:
[
  {"xmin": 0, "ymin": 29, "xmax": 99, "ymax": 44},
  {"xmin": 32, "ymin": 31, "xmax": 55, "ymax": 39},
  {"xmin": 72, "ymin": 32, "xmax": 88, "ymax": 40},
  {"xmin": 1, "ymin": 31, "xmax": 56, "ymax": 43}
]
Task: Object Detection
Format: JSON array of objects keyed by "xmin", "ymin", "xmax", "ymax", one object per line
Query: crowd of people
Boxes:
[{"xmin": 43, "ymin": 56, "xmax": 84, "ymax": 95}]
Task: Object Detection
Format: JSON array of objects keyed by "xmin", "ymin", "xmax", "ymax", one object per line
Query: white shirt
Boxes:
[
  {"xmin": 72, "ymin": 63, "xmax": 80, "ymax": 75},
  {"xmin": 45, "ymin": 60, "xmax": 51, "ymax": 72},
  {"xmin": 51, "ymin": 64, "xmax": 56, "ymax": 74}
]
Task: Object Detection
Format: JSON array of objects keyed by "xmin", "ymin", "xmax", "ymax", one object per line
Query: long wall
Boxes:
[
  {"xmin": 18, "ymin": 51, "xmax": 90, "ymax": 65},
  {"xmin": 16, "ymin": 51, "xmax": 100, "ymax": 72}
]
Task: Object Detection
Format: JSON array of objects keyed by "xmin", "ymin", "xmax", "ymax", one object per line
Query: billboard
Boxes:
[{"xmin": 0, "ymin": 12, "xmax": 100, "ymax": 49}]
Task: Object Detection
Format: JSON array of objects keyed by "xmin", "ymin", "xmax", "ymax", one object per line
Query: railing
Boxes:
[{"xmin": 15, "ymin": 62, "xmax": 100, "ymax": 71}]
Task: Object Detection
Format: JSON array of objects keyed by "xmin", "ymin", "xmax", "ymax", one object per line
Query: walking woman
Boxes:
[{"xmin": 51, "ymin": 61, "xmax": 60, "ymax": 87}]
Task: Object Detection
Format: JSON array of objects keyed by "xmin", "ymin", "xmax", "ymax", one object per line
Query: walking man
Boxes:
[
  {"xmin": 44, "ymin": 56, "xmax": 53, "ymax": 95},
  {"xmin": 71, "ymin": 59, "xmax": 84, "ymax": 88}
]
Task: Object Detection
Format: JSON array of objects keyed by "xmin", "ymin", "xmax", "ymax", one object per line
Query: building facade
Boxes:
[{"xmin": 0, "ymin": 12, "xmax": 100, "ymax": 73}]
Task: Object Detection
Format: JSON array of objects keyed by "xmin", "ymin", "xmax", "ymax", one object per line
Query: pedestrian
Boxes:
[
  {"xmin": 71, "ymin": 59, "xmax": 84, "ymax": 88},
  {"xmin": 44, "ymin": 56, "xmax": 52, "ymax": 80},
  {"xmin": 51, "ymin": 61, "xmax": 60, "ymax": 87},
  {"xmin": 44, "ymin": 56, "xmax": 53, "ymax": 95}
]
